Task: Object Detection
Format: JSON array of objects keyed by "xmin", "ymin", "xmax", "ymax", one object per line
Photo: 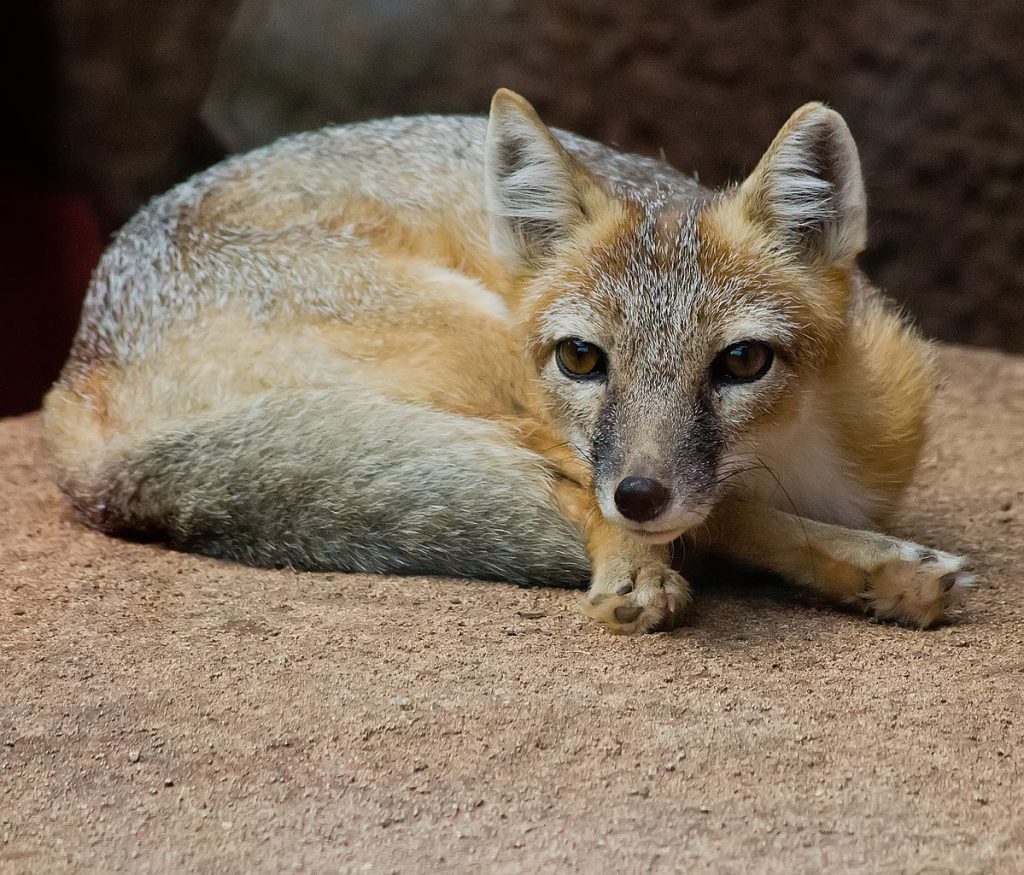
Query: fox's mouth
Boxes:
[
  {"xmin": 625, "ymin": 524, "xmax": 690, "ymax": 544},
  {"xmin": 615, "ymin": 506, "xmax": 712, "ymax": 544}
]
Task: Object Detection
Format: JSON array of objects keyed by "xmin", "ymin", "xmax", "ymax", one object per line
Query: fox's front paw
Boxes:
[
  {"xmin": 581, "ymin": 559, "xmax": 692, "ymax": 635},
  {"xmin": 858, "ymin": 543, "xmax": 975, "ymax": 628}
]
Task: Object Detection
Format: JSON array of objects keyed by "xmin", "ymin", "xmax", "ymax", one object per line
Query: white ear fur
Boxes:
[
  {"xmin": 484, "ymin": 89, "xmax": 594, "ymax": 268},
  {"xmin": 740, "ymin": 103, "xmax": 867, "ymax": 265}
]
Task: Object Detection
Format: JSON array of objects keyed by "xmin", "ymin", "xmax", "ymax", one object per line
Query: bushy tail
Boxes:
[{"xmin": 55, "ymin": 389, "xmax": 589, "ymax": 586}]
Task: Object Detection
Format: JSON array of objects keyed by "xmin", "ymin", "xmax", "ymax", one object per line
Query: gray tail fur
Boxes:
[{"xmin": 64, "ymin": 389, "xmax": 589, "ymax": 587}]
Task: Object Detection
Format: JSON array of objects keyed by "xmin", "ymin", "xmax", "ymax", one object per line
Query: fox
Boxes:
[{"xmin": 43, "ymin": 89, "xmax": 973, "ymax": 634}]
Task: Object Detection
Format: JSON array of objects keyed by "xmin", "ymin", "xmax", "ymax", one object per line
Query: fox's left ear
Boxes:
[
  {"xmin": 485, "ymin": 89, "xmax": 612, "ymax": 271},
  {"xmin": 739, "ymin": 103, "xmax": 867, "ymax": 266}
]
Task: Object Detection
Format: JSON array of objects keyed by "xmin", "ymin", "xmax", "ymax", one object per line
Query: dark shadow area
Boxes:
[
  {"xmin": 0, "ymin": 3, "xmax": 99, "ymax": 416},
  {"xmin": 1, "ymin": 0, "xmax": 236, "ymax": 416}
]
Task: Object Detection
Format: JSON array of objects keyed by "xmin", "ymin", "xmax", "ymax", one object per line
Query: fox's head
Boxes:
[{"xmin": 484, "ymin": 89, "xmax": 867, "ymax": 543}]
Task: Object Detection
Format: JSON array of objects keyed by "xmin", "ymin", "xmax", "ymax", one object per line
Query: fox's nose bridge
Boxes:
[{"xmin": 613, "ymin": 475, "xmax": 671, "ymax": 523}]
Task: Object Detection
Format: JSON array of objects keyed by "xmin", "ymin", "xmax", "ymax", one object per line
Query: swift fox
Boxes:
[{"xmin": 44, "ymin": 89, "xmax": 973, "ymax": 633}]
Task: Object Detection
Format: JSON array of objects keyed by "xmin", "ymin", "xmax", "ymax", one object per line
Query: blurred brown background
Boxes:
[{"xmin": 4, "ymin": 0, "xmax": 1023, "ymax": 416}]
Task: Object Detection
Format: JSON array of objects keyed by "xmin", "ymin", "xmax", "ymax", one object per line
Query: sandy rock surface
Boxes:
[{"xmin": 2, "ymin": 345, "xmax": 1022, "ymax": 872}]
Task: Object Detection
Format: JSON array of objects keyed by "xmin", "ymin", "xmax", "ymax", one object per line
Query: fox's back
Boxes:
[{"xmin": 64, "ymin": 115, "xmax": 700, "ymax": 378}]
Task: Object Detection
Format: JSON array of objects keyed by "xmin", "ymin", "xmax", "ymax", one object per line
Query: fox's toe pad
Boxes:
[{"xmin": 581, "ymin": 564, "xmax": 691, "ymax": 635}]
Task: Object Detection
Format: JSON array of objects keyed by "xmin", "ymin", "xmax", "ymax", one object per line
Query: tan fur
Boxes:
[
  {"xmin": 829, "ymin": 292, "xmax": 937, "ymax": 516},
  {"xmin": 697, "ymin": 195, "xmax": 936, "ymax": 518},
  {"xmin": 44, "ymin": 92, "xmax": 971, "ymax": 634}
]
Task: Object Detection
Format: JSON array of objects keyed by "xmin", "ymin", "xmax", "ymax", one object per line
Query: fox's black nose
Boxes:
[{"xmin": 614, "ymin": 476, "xmax": 671, "ymax": 523}]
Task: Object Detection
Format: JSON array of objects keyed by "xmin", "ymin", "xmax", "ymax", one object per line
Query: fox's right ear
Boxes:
[{"xmin": 485, "ymin": 89, "xmax": 611, "ymax": 271}]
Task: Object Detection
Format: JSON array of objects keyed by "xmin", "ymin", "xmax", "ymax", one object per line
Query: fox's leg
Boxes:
[
  {"xmin": 577, "ymin": 518, "xmax": 692, "ymax": 634},
  {"xmin": 504, "ymin": 417, "xmax": 692, "ymax": 634},
  {"xmin": 695, "ymin": 499, "xmax": 974, "ymax": 627}
]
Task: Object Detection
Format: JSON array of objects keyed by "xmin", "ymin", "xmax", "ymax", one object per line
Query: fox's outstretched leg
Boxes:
[
  {"xmin": 578, "ymin": 526, "xmax": 692, "ymax": 634},
  {"xmin": 509, "ymin": 418, "xmax": 692, "ymax": 635},
  {"xmin": 695, "ymin": 499, "xmax": 974, "ymax": 627}
]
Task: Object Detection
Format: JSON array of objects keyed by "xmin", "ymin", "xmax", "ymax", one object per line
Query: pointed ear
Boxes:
[
  {"xmin": 485, "ymin": 89, "xmax": 611, "ymax": 270},
  {"xmin": 739, "ymin": 103, "xmax": 867, "ymax": 266}
]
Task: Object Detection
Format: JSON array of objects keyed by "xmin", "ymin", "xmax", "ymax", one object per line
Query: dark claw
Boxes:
[
  {"xmin": 616, "ymin": 583, "xmax": 634, "ymax": 596},
  {"xmin": 939, "ymin": 572, "xmax": 959, "ymax": 592},
  {"xmin": 614, "ymin": 605, "xmax": 643, "ymax": 624}
]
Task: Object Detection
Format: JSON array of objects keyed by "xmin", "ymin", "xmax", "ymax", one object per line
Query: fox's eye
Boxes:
[
  {"xmin": 556, "ymin": 338, "xmax": 607, "ymax": 380},
  {"xmin": 712, "ymin": 340, "xmax": 774, "ymax": 384}
]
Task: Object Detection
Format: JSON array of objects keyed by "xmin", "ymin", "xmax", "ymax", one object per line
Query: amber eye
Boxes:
[
  {"xmin": 712, "ymin": 340, "xmax": 774, "ymax": 384},
  {"xmin": 555, "ymin": 338, "xmax": 608, "ymax": 380}
]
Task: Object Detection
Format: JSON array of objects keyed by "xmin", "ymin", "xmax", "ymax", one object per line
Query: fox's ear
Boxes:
[
  {"xmin": 485, "ymin": 89, "xmax": 610, "ymax": 270},
  {"xmin": 739, "ymin": 103, "xmax": 866, "ymax": 266}
]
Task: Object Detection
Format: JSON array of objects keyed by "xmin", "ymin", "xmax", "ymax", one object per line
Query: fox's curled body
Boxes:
[
  {"xmin": 47, "ymin": 117, "xmax": 605, "ymax": 582},
  {"xmin": 45, "ymin": 93, "xmax": 972, "ymax": 631}
]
